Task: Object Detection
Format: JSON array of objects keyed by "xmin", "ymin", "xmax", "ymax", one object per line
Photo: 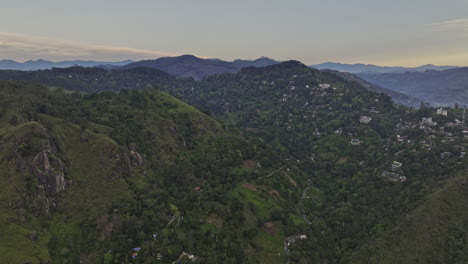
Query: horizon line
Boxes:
[{"xmin": 0, "ymin": 56, "xmax": 465, "ymax": 68}]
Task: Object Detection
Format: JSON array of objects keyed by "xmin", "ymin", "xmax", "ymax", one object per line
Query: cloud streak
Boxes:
[
  {"xmin": 430, "ymin": 18, "xmax": 468, "ymax": 32},
  {"xmin": 0, "ymin": 32, "xmax": 177, "ymax": 61}
]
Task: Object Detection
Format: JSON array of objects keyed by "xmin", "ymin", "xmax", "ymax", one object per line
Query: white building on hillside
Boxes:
[{"xmin": 437, "ymin": 108, "xmax": 448, "ymax": 116}]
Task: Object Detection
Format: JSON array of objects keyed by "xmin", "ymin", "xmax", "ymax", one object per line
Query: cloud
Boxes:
[
  {"xmin": 0, "ymin": 32, "xmax": 177, "ymax": 61},
  {"xmin": 430, "ymin": 18, "xmax": 468, "ymax": 32}
]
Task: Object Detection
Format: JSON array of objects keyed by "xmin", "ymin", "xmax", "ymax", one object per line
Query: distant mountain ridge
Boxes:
[
  {"xmin": 311, "ymin": 62, "xmax": 460, "ymax": 74},
  {"xmin": 0, "ymin": 59, "xmax": 134, "ymax": 71},
  {"xmin": 0, "ymin": 59, "xmax": 429, "ymax": 108},
  {"xmin": 2, "ymin": 55, "xmax": 464, "ymax": 108},
  {"xmin": 122, "ymin": 55, "xmax": 279, "ymax": 79},
  {"xmin": 358, "ymin": 67, "xmax": 468, "ymax": 107}
]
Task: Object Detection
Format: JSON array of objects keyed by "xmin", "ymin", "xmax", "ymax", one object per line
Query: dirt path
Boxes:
[
  {"xmin": 284, "ymin": 183, "xmax": 312, "ymax": 263},
  {"xmin": 262, "ymin": 166, "xmax": 284, "ymax": 178},
  {"xmin": 171, "ymin": 252, "xmax": 188, "ymax": 264},
  {"xmin": 166, "ymin": 212, "xmax": 180, "ymax": 227},
  {"xmin": 299, "ymin": 184, "xmax": 312, "ymax": 225}
]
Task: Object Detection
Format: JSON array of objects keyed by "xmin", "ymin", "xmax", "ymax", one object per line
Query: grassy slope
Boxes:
[
  {"xmin": 0, "ymin": 86, "xmax": 208, "ymax": 262},
  {"xmin": 350, "ymin": 170, "xmax": 468, "ymax": 264},
  {"xmin": 0, "ymin": 82, "xmax": 302, "ymax": 263},
  {"xmin": 0, "ymin": 121, "xmax": 51, "ymax": 263},
  {"xmin": 229, "ymin": 183, "xmax": 287, "ymax": 264},
  {"xmin": 0, "ymin": 109, "xmax": 133, "ymax": 263},
  {"xmin": 39, "ymin": 114, "xmax": 134, "ymax": 262}
]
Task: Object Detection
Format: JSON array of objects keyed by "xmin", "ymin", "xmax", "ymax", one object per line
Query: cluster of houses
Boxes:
[
  {"xmin": 280, "ymin": 78, "xmax": 338, "ymax": 102},
  {"xmin": 276, "ymin": 76, "xmax": 466, "ymax": 185},
  {"xmin": 393, "ymin": 107, "xmax": 467, "ymax": 150},
  {"xmin": 420, "ymin": 117, "xmax": 438, "ymax": 128},
  {"xmin": 418, "ymin": 113, "xmax": 466, "ymax": 146},
  {"xmin": 385, "ymin": 107, "xmax": 468, "ymax": 181}
]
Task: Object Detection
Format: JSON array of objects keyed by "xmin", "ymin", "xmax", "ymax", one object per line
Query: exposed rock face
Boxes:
[
  {"xmin": 28, "ymin": 137, "xmax": 66, "ymax": 215},
  {"xmin": 31, "ymin": 139, "xmax": 66, "ymax": 194},
  {"xmin": 128, "ymin": 143, "xmax": 144, "ymax": 167},
  {"xmin": 10, "ymin": 127, "xmax": 67, "ymax": 216},
  {"xmin": 102, "ymin": 143, "xmax": 145, "ymax": 178},
  {"xmin": 121, "ymin": 144, "xmax": 144, "ymax": 174}
]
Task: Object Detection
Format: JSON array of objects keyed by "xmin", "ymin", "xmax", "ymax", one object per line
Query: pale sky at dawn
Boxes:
[{"xmin": 1, "ymin": 0, "xmax": 468, "ymax": 66}]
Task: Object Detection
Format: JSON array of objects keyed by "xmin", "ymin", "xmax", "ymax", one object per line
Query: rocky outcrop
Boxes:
[
  {"xmin": 128, "ymin": 143, "xmax": 144, "ymax": 167},
  {"xmin": 9, "ymin": 127, "xmax": 68, "ymax": 216},
  {"xmin": 112, "ymin": 143, "xmax": 145, "ymax": 177},
  {"xmin": 31, "ymin": 139, "xmax": 66, "ymax": 194}
]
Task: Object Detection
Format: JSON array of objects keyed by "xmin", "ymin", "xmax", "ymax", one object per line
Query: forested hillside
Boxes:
[
  {"xmin": 0, "ymin": 66, "xmax": 187, "ymax": 93},
  {"xmin": 321, "ymin": 70, "xmax": 422, "ymax": 108},
  {"xmin": 171, "ymin": 62, "xmax": 468, "ymax": 262},
  {"xmin": 0, "ymin": 63, "xmax": 424, "ymax": 109},
  {"xmin": 0, "ymin": 81, "xmax": 308, "ymax": 263},
  {"xmin": 0, "ymin": 61, "xmax": 467, "ymax": 263},
  {"xmin": 350, "ymin": 171, "xmax": 468, "ymax": 264}
]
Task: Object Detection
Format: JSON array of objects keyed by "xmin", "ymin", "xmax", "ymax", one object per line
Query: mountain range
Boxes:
[
  {"xmin": 2, "ymin": 56, "xmax": 466, "ymax": 107},
  {"xmin": 311, "ymin": 62, "xmax": 459, "ymax": 74},
  {"xmin": 0, "ymin": 59, "xmax": 134, "ymax": 71},
  {"xmin": 121, "ymin": 55, "xmax": 279, "ymax": 80},
  {"xmin": 0, "ymin": 60, "xmax": 418, "ymax": 108},
  {"xmin": 0, "ymin": 56, "xmax": 279, "ymax": 77},
  {"xmin": 1, "ymin": 54, "xmax": 467, "ymax": 108}
]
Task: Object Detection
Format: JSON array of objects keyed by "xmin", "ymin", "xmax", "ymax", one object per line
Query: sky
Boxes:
[{"xmin": 1, "ymin": 0, "xmax": 468, "ymax": 66}]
